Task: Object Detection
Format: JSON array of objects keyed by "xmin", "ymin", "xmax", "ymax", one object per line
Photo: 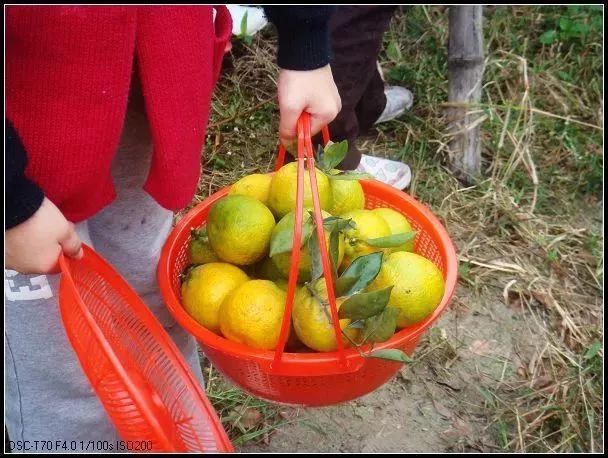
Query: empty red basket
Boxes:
[
  {"xmin": 59, "ymin": 245, "xmax": 233, "ymax": 452},
  {"xmin": 158, "ymin": 179, "xmax": 458, "ymax": 407}
]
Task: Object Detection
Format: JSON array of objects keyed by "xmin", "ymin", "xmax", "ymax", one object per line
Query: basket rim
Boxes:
[{"xmin": 158, "ymin": 178, "xmax": 458, "ymax": 365}]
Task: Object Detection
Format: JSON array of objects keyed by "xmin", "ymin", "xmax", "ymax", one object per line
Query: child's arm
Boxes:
[
  {"xmin": 263, "ymin": 6, "xmax": 341, "ymax": 146},
  {"xmin": 5, "ymin": 119, "xmax": 83, "ymax": 274}
]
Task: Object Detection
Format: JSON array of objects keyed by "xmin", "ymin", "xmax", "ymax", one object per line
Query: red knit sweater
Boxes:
[{"xmin": 6, "ymin": 6, "xmax": 232, "ymax": 222}]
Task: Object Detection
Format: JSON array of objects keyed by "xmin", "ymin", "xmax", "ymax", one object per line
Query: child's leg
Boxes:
[
  {"xmin": 5, "ymin": 224, "xmax": 122, "ymax": 447},
  {"xmin": 86, "ymin": 84, "xmax": 204, "ymax": 384},
  {"xmin": 87, "ymin": 197, "xmax": 203, "ymax": 383}
]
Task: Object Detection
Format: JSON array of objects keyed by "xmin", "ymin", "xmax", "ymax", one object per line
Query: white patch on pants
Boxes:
[{"xmin": 4, "ymin": 270, "xmax": 53, "ymax": 301}]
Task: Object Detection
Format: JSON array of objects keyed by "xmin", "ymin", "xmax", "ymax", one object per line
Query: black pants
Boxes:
[{"xmin": 325, "ymin": 6, "xmax": 398, "ymax": 170}]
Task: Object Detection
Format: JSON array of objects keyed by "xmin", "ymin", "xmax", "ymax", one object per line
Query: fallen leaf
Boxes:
[
  {"xmin": 469, "ymin": 340, "xmax": 491, "ymax": 356},
  {"xmin": 452, "ymin": 418, "xmax": 474, "ymax": 438},
  {"xmin": 517, "ymin": 366, "xmax": 528, "ymax": 378},
  {"xmin": 531, "ymin": 291, "xmax": 551, "ymax": 310},
  {"xmin": 505, "ymin": 290, "xmax": 524, "ymax": 312},
  {"xmin": 436, "ymin": 378, "xmax": 464, "ymax": 392},
  {"xmin": 432, "ymin": 400, "xmax": 453, "ymax": 419},
  {"xmin": 531, "ymin": 375, "xmax": 553, "ymax": 389},
  {"xmin": 442, "ymin": 417, "xmax": 474, "ymax": 442},
  {"xmin": 549, "ymin": 260, "xmax": 566, "ymax": 278},
  {"xmin": 240, "ymin": 408, "xmax": 263, "ymax": 429}
]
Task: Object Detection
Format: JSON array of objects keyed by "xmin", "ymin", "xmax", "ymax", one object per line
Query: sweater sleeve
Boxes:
[
  {"xmin": 6, "ymin": 119, "xmax": 45, "ymax": 230},
  {"xmin": 262, "ymin": 6, "xmax": 335, "ymax": 71}
]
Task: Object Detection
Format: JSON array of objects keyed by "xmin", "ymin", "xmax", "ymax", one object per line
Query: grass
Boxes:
[
  {"xmin": 198, "ymin": 6, "xmax": 603, "ymax": 452},
  {"xmin": 202, "ymin": 361, "xmax": 298, "ymax": 447}
]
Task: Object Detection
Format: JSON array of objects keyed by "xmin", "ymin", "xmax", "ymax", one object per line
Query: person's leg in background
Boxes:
[
  {"xmin": 353, "ymin": 64, "xmax": 413, "ymax": 190},
  {"xmin": 353, "ymin": 62, "xmax": 390, "ymax": 134},
  {"xmin": 324, "ymin": 6, "xmax": 397, "ymax": 170},
  {"xmin": 325, "ymin": 6, "xmax": 413, "ymax": 189}
]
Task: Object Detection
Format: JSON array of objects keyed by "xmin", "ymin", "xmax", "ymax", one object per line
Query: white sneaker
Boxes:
[
  {"xmin": 226, "ymin": 5, "xmax": 268, "ymax": 36},
  {"xmin": 374, "ymin": 86, "xmax": 414, "ymax": 125},
  {"xmin": 356, "ymin": 154, "xmax": 412, "ymax": 190}
]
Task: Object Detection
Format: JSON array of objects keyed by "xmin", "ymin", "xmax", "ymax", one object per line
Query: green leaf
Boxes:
[
  {"xmin": 327, "ymin": 171, "xmax": 373, "ymax": 181},
  {"xmin": 309, "ymin": 231, "xmax": 323, "ymax": 282},
  {"xmin": 323, "ymin": 216, "xmax": 356, "ymax": 233},
  {"xmin": 338, "ymin": 286, "xmax": 393, "ymax": 320},
  {"xmin": 497, "ymin": 420, "xmax": 509, "ymax": 448},
  {"xmin": 269, "ymin": 219, "xmax": 314, "ymax": 257},
  {"xmin": 571, "ymin": 21, "xmax": 589, "ymax": 37},
  {"xmin": 388, "ymin": 65, "xmax": 414, "ymax": 84},
  {"xmin": 539, "ymin": 30, "xmax": 558, "ymax": 45},
  {"xmin": 240, "ymin": 10, "xmax": 249, "ymax": 36},
  {"xmin": 346, "ymin": 320, "xmax": 365, "ymax": 330},
  {"xmin": 362, "ymin": 307, "xmax": 399, "ymax": 343},
  {"xmin": 369, "ymin": 348, "xmax": 413, "ymax": 363},
  {"xmin": 329, "ymin": 227, "xmax": 340, "ymax": 280},
  {"xmin": 320, "ymin": 140, "xmax": 349, "ymax": 170},
  {"xmin": 584, "ymin": 341, "xmax": 602, "ymax": 359},
  {"xmin": 212, "ymin": 156, "xmax": 227, "ymax": 169},
  {"xmin": 309, "ymin": 226, "xmax": 341, "ymax": 283},
  {"xmin": 386, "ymin": 41, "xmax": 401, "ymax": 62},
  {"xmin": 476, "ymin": 386, "xmax": 497, "ymax": 407},
  {"xmin": 365, "ymin": 231, "xmax": 416, "ymax": 248},
  {"xmin": 322, "ymin": 216, "xmax": 341, "ymax": 224},
  {"xmin": 180, "ymin": 263, "xmax": 201, "ymax": 283},
  {"xmin": 591, "ymin": 15, "xmax": 603, "ymax": 33},
  {"xmin": 335, "ymin": 251, "xmax": 383, "ymax": 297},
  {"xmin": 315, "ymin": 144, "xmax": 324, "ymax": 163},
  {"xmin": 191, "ymin": 226, "xmax": 208, "ymax": 241},
  {"xmin": 567, "ymin": 5, "xmax": 581, "ymax": 15},
  {"xmin": 559, "ymin": 17, "xmax": 572, "ymax": 32}
]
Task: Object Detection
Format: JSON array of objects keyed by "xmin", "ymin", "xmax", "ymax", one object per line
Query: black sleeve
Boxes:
[
  {"xmin": 262, "ymin": 6, "xmax": 336, "ymax": 71},
  {"xmin": 6, "ymin": 119, "xmax": 45, "ymax": 230}
]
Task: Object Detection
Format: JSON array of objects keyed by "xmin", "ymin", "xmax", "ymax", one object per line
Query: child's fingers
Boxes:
[
  {"xmin": 60, "ymin": 223, "xmax": 84, "ymax": 260},
  {"xmin": 279, "ymin": 103, "xmax": 300, "ymax": 147},
  {"xmin": 309, "ymin": 109, "xmax": 338, "ymax": 141}
]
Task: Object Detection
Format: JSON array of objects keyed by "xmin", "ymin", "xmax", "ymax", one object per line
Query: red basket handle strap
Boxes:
[
  {"xmin": 275, "ymin": 144, "xmax": 287, "ymax": 172},
  {"xmin": 274, "ymin": 125, "xmax": 331, "ymax": 171},
  {"xmin": 272, "ymin": 119, "xmax": 307, "ymax": 367},
  {"xmin": 302, "ymin": 116, "xmax": 347, "ymax": 364},
  {"xmin": 272, "ymin": 113, "xmax": 347, "ymax": 370},
  {"xmin": 321, "ymin": 124, "xmax": 330, "ymax": 145}
]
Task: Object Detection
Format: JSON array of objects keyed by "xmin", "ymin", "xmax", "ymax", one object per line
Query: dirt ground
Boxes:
[{"xmin": 239, "ymin": 286, "xmax": 537, "ymax": 453}]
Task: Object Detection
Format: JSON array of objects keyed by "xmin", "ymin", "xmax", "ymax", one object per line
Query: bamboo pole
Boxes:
[{"xmin": 446, "ymin": 6, "xmax": 485, "ymax": 184}]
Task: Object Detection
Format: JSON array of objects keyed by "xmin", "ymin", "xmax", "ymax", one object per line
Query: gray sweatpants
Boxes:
[{"xmin": 4, "ymin": 92, "xmax": 203, "ymax": 452}]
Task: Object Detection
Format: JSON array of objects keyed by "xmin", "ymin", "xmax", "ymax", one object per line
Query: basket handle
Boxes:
[
  {"xmin": 271, "ymin": 113, "xmax": 351, "ymax": 373},
  {"xmin": 274, "ymin": 125, "xmax": 330, "ymax": 171}
]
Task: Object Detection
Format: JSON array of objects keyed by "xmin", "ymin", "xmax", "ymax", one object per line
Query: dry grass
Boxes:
[
  {"xmin": 199, "ymin": 5, "xmax": 603, "ymax": 452},
  {"xmin": 202, "ymin": 361, "xmax": 299, "ymax": 447},
  {"xmin": 380, "ymin": 6, "xmax": 603, "ymax": 452}
]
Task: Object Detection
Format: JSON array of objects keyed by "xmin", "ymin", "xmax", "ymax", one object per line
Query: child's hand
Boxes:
[
  {"xmin": 277, "ymin": 64, "xmax": 341, "ymax": 147},
  {"xmin": 5, "ymin": 198, "xmax": 83, "ymax": 274}
]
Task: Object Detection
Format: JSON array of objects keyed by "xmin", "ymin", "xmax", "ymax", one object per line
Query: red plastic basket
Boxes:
[
  {"xmin": 158, "ymin": 114, "xmax": 458, "ymax": 406},
  {"xmin": 59, "ymin": 245, "xmax": 233, "ymax": 452}
]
